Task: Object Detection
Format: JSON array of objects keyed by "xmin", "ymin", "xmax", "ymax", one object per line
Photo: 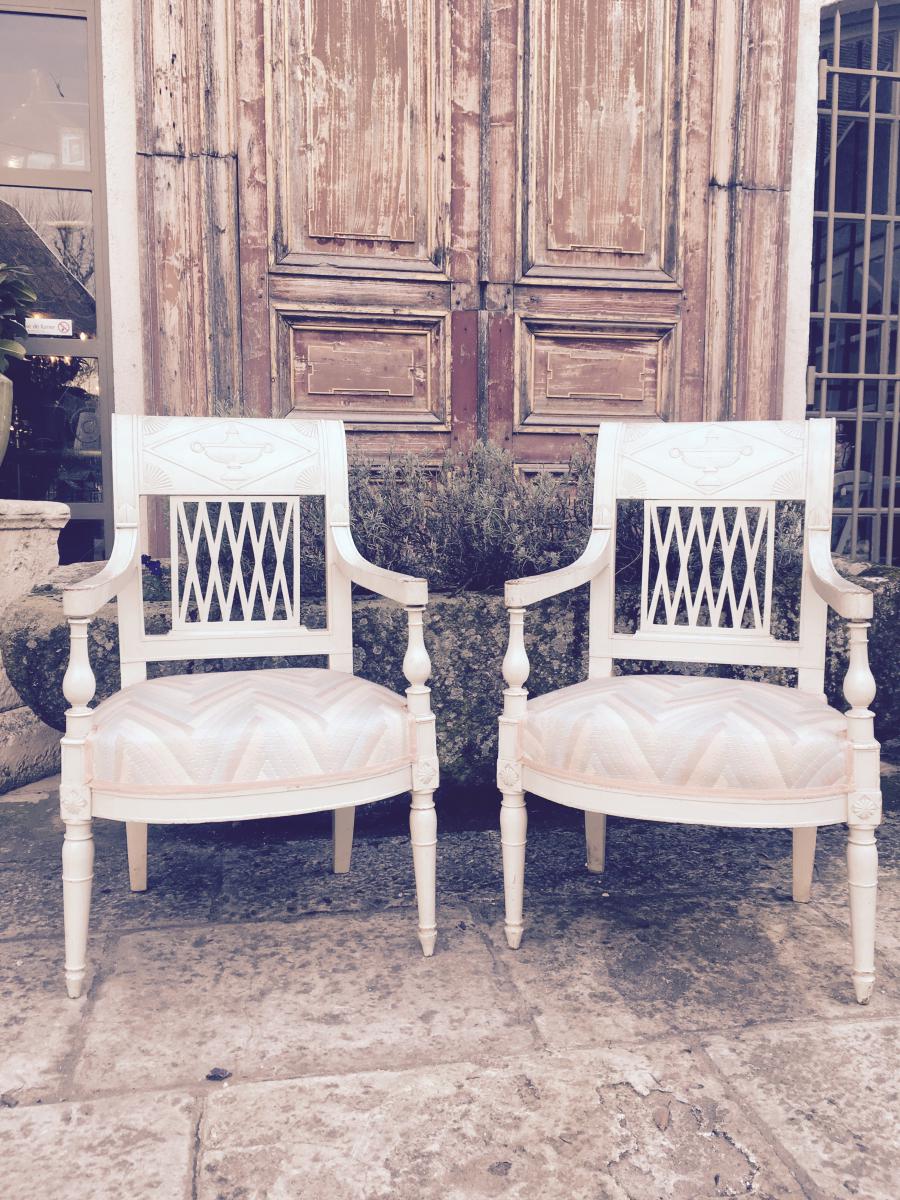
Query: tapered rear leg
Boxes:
[
  {"xmin": 792, "ymin": 827, "xmax": 816, "ymax": 902},
  {"xmin": 585, "ymin": 812, "xmax": 607, "ymax": 874},
  {"xmin": 332, "ymin": 807, "xmax": 355, "ymax": 874},
  {"xmin": 126, "ymin": 821, "xmax": 148, "ymax": 892}
]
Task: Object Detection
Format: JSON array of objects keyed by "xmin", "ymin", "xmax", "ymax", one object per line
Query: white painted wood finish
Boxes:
[
  {"xmin": 498, "ymin": 419, "xmax": 882, "ymax": 1004},
  {"xmin": 59, "ymin": 416, "xmax": 439, "ymax": 996}
]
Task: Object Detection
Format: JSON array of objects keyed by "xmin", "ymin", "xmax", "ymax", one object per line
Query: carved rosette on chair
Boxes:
[
  {"xmin": 59, "ymin": 416, "xmax": 439, "ymax": 998},
  {"xmin": 497, "ymin": 419, "xmax": 882, "ymax": 1004}
]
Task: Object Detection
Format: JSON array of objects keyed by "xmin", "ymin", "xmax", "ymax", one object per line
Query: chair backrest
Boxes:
[
  {"xmin": 109, "ymin": 415, "xmax": 355, "ymax": 684},
  {"xmin": 588, "ymin": 419, "xmax": 836, "ymax": 692}
]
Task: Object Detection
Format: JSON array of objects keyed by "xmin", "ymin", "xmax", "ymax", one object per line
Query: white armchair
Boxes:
[
  {"xmin": 498, "ymin": 419, "xmax": 882, "ymax": 1003},
  {"xmin": 60, "ymin": 416, "xmax": 439, "ymax": 997}
]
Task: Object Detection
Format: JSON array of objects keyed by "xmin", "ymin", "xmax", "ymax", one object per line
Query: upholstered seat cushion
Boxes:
[
  {"xmin": 87, "ymin": 668, "xmax": 413, "ymax": 794},
  {"xmin": 520, "ymin": 675, "xmax": 850, "ymax": 798}
]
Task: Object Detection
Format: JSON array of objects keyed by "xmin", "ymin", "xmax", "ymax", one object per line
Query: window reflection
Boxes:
[
  {"xmin": 0, "ymin": 186, "xmax": 95, "ymax": 335},
  {"xmin": 0, "ymin": 355, "xmax": 102, "ymax": 504},
  {"xmin": 0, "ymin": 13, "xmax": 90, "ymax": 171}
]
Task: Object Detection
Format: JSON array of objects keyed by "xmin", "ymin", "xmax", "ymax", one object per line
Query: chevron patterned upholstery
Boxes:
[
  {"xmin": 520, "ymin": 675, "xmax": 850, "ymax": 798},
  {"xmin": 87, "ymin": 668, "xmax": 413, "ymax": 793}
]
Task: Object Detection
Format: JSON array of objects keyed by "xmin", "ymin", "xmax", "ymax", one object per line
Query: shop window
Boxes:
[{"xmin": 0, "ymin": 2, "xmax": 110, "ymax": 561}]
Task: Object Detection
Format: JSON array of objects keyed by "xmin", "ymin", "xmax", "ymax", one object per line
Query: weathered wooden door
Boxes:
[{"xmin": 137, "ymin": 0, "xmax": 798, "ymax": 463}]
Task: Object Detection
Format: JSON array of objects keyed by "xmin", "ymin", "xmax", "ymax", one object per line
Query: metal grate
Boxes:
[{"xmin": 809, "ymin": 1, "xmax": 900, "ymax": 564}]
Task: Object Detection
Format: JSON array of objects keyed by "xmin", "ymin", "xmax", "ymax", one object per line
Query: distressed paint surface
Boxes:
[
  {"xmin": 547, "ymin": 0, "xmax": 649, "ymax": 254},
  {"xmin": 305, "ymin": 0, "xmax": 414, "ymax": 242},
  {"xmin": 526, "ymin": 0, "xmax": 670, "ymax": 275},
  {"xmin": 281, "ymin": 311, "xmax": 447, "ymax": 427},
  {"xmin": 134, "ymin": 0, "xmax": 802, "ymax": 464},
  {"xmin": 270, "ymin": 0, "xmax": 446, "ymax": 270},
  {"xmin": 521, "ymin": 323, "xmax": 672, "ymax": 427}
]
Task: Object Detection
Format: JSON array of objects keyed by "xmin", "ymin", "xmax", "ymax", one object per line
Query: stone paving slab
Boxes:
[
  {"xmin": 214, "ymin": 829, "xmax": 506, "ymax": 922},
  {"xmin": 481, "ymin": 892, "xmax": 900, "ymax": 1047},
  {"xmin": 0, "ymin": 936, "xmax": 98, "ymax": 1103},
  {"xmin": 702, "ymin": 1019, "xmax": 900, "ymax": 1200},
  {"xmin": 0, "ymin": 1090, "xmax": 196, "ymax": 1200},
  {"xmin": 196, "ymin": 1041, "xmax": 809, "ymax": 1200},
  {"xmin": 73, "ymin": 907, "xmax": 533, "ymax": 1096},
  {"xmin": 0, "ymin": 836, "xmax": 220, "ymax": 939}
]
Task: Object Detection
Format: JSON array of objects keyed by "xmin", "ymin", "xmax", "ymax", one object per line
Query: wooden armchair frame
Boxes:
[
  {"xmin": 498, "ymin": 419, "xmax": 881, "ymax": 1003},
  {"xmin": 60, "ymin": 416, "xmax": 438, "ymax": 997}
]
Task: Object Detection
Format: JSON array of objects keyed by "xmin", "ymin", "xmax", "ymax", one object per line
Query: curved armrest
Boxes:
[
  {"xmin": 331, "ymin": 525, "xmax": 428, "ymax": 607},
  {"xmin": 505, "ymin": 528, "xmax": 612, "ymax": 608},
  {"xmin": 62, "ymin": 530, "xmax": 140, "ymax": 619},
  {"xmin": 808, "ymin": 531, "xmax": 873, "ymax": 621}
]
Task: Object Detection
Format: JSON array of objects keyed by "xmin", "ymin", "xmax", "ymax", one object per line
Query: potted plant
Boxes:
[{"xmin": 0, "ymin": 264, "xmax": 37, "ymax": 467}]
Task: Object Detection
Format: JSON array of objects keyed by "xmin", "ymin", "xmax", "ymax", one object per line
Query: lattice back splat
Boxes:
[
  {"xmin": 105, "ymin": 415, "xmax": 355, "ymax": 669},
  {"xmin": 640, "ymin": 502, "xmax": 775, "ymax": 633},
  {"xmin": 171, "ymin": 499, "xmax": 301, "ymax": 626},
  {"xmin": 585, "ymin": 420, "xmax": 830, "ymax": 674}
]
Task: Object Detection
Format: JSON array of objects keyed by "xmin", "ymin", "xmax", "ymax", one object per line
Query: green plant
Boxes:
[
  {"xmin": 0, "ymin": 264, "xmax": 37, "ymax": 375},
  {"xmin": 343, "ymin": 439, "xmax": 599, "ymax": 594}
]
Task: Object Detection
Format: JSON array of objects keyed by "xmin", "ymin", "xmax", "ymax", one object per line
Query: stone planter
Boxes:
[
  {"xmin": 0, "ymin": 373, "xmax": 12, "ymax": 466},
  {"xmin": 3, "ymin": 556, "xmax": 899, "ymax": 791},
  {"xmin": 0, "ymin": 500, "xmax": 70, "ymax": 792}
]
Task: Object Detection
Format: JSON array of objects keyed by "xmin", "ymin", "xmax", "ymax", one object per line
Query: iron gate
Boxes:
[{"xmin": 810, "ymin": 1, "xmax": 900, "ymax": 564}]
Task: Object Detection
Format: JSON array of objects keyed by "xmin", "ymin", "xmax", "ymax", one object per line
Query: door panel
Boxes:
[
  {"xmin": 518, "ymin": 318, "xmax": 678, "ymax": 428},
  {"xmin": 228, "ymin": 0, "xmax": 793, "ymax": 457},
  {"xmin": 496, "ymin": 0, "xmax": 696, "ymax": 463},
  {"xmin": 257, "ymin": 0, "xmax": 459, "ymax": 453},
  {"xmin": 524, "ymin": 0, "xmax": 677, "ymax": 279},
  {"xmin": 269, "ymin": 0, "xmax": 447, "ymax": 272}
]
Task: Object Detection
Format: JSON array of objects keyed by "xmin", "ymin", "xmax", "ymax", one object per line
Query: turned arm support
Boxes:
[
  {"xmin": 807, "ymin": 531, "xmax": 873, "ymax": 621},
  {"xmin": 807, "ymin": 530, "xmax": 878, "ymax": 755},
  {"xmin": 843, "ymin": 618, "xmax": 877, "ymax": 741},
  {"xmin": 61, "ymin": 616, "xmax": 98, "ymax": 765},
  {"xmin": 502, "ymin": 607, "xmax": 530, "ymax": 720},
  {"xmin": 330, "ymin": 524, "xmax": 428, "ymax": 607},
  {"xmin": 62, "ymin": 529, "xmax": 140, "ymax": 619},
  {"xmin": 505, "ymin": 528, "xmax": 612, "ymax": 608}
]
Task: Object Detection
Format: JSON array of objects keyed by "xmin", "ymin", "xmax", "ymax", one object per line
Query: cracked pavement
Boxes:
[{"xmin": 1, "ymin": 772, "xmax": 898, "ymax": 1199}]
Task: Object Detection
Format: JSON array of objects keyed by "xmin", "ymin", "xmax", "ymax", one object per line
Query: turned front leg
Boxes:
[
  {"xmin": 61, "ymin": 616, "xmax": 97, "ymax": 998},
  {"xmin": 501, "ymin": 791, "xmax": 527, "ymax": 949},
  {"xmin": 848, "ymin": 823, "xmax": 878, "ymax": 1004},
  {"xmin": 410, "ymin": 791, "xmax": 437, "ymax": 956},
  {"xmin": 405, "ymin": 604, "xmax": 439, "ymax": 956},
  {"xmin": 844, "ymin": 620, "xmax": 881, "ymax": 1004},
  {"xmin": 62, "ymin": 819, "xmax": 94, "ymax": 998},
  {"xmin": 499, "ymin": 607, "xmax": 529, "ymax": 949}
]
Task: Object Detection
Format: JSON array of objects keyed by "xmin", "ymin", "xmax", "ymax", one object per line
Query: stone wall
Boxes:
[{"xmin": 3, "ymin": 556, "xmax": 899, "ymax": 791}]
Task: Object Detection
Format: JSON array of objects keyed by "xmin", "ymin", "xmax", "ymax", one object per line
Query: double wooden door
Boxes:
[{"xmin": 137, "ymin": 0, "xmax": 799, "ymax": 463}]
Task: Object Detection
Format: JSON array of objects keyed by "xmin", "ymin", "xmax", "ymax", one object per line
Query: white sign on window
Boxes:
[
  {"xmin": 25, "ymin": 317, "xmax": 74, "ymax": 337},
  {"xmin": 60, "ymin": 129, "xmax": 88, "ymax": 169}
]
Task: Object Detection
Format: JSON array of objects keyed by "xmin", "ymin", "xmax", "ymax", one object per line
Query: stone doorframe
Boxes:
[{"xmin": 783, "ymin": 0, "xmax": 841, "ymax": 420}]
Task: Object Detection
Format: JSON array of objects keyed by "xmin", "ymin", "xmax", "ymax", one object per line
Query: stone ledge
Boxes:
[{"xmin": 0, "ymin": 499, "xmax": 70, "ymax": 531}]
